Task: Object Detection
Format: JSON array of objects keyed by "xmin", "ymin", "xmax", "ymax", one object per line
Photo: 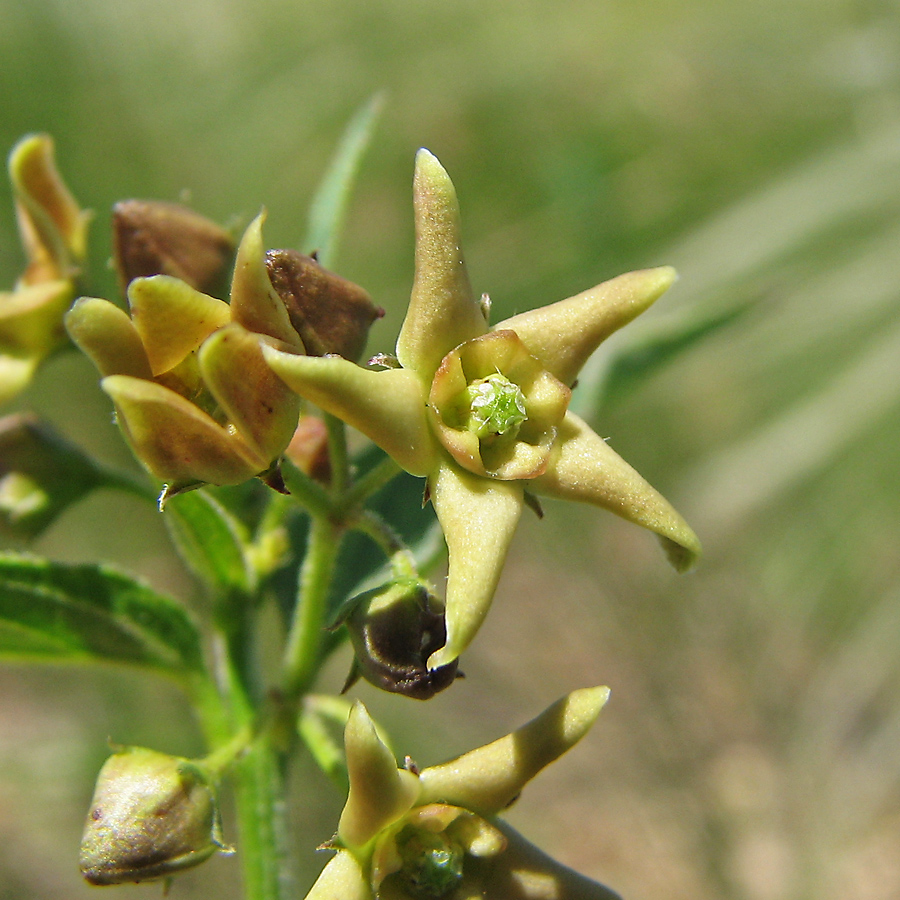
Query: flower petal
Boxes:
[
  {"xmin": 534, "ymin": 412, "xmax": 701, "ymax": 571},
  {"xmin": 9, "ymin": 133, "xmax": 89, "ymax": 284},
  {"xmin": 198, "ymin": 324, "xmax": 301, "ymax": 463},
  {"xmin": 101, "ymin": 375, "xmax": 264, "ymax": 487},
  {"xmin": 496, "ymin": 267, "xmax": 677, "ymax": 385},
  {"xmin": 338, "ymin": 702, "xmax": 421, "ymax": 850},
  {"xmin": 303, "ymin": 850, "xmax": 372, "ymax": 900},
  {"xmin": 65, "ymin": 297, "xmax": 153, "ymax": 379},
  {"xmin": 481, "ymin": 820, "xmax": 622, "ymax": 900},
  {"xmin": 127, "ymin": 276, "xmax": 231, "ymax": 376},
  {"xmin": 229, "ymin": 213, "xmax": 304, "ymax": 350},
  {"xmin": 262, "ymin": 346, "xmax": 438, "ymax": 477},
  {"xmin": 396, "ymin": 150, "xmax": 487, "ymax": 378},
  {"xmin": 0, "ymin": 280, "xmax": 73, "ymax": 355},
  {"xmin": 426, "ymin": 462, "xmax": 524, "ymax": 670},
  {"xmin": 417, "ymin": 686, "xmax": 608, "ymax": 816}
]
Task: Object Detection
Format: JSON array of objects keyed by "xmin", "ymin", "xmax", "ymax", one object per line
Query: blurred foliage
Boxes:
[{"xmin": 2, "ymin": 1, "xmax": 900, "ymax": 899}]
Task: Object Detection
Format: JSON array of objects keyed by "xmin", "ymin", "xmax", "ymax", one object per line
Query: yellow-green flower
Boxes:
[
  {"xmin": 305, "ymin": 687, "xmax": 620, "ymax": 900},
  {"xmin": 65, "ymin": 214, "xmax": 303, "ymax": 495},
  {"xmin": 0, "ymin": 134, "xmax": 89, "ymax": 404},
  {"xmin": 263, "ymin": 150, "xmax": 701, "ymax": 669}
]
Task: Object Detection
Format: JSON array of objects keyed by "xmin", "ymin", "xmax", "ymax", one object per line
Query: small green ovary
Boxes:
[
  {"xmin": 395, "ymin": 825, "xmax": 465, "ymax": 899},
  {"xmin": 463, "ymin": 373, "xmax": 527, "ymax": 440}
]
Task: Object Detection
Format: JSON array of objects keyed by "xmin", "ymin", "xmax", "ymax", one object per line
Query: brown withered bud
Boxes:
[
  {"xmin": 284, "ymin": 415, "xmax": 331, "ymax": 483},
  {"xmin": 339, "ymin": 579, "xmax": 460, "ymax": 700},
  {"xmin": 265, "ymin": 248, "xmax": 383, "ymax": 361},
  {"xmin": 112, "ymin": 200, "xmax": 234, "ymax": 296}
]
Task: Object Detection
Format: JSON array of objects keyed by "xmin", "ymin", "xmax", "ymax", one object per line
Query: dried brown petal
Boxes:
[
  {"xmin": 113, "ymin": 200, "xmax": 234, "ymax": 296},
  {"xmin": 266, "ymin": 248, "xmax": 383, "ymax": 360}
]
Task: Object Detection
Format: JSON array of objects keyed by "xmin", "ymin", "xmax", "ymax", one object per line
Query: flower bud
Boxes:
[
  {"xmin": 265, "ymin": 248, "xmax": 383, "ymax": 360},
  {"xmin": 80, "ymin": 746, "xmax": 229, "ymax": 885},
  {"xmin": 339, "ymin": 579, "xmax": 459, "ymax": 700},
  {"xmin": 112, "ymin": 200, "xmax": 234, "ymax": 297}
]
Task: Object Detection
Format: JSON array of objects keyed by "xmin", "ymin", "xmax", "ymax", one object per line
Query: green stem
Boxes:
[
  {"xmin": 233, "ymin": 737, "xmax": 291, "ymax": 900},
  {"xmin": 338, "ymin": 453, "xmax": 402, "ymax": 511},
  {"xmin": 352, "ymin": 509, "xmax": 417, "ymax": 580},
  {"xmin": 281, "ymin": 514, "xmax": 343, "ymax": 702},
  {"xmin": 324, "ymin": 413, "xmax": 350, "ymax": 496}
]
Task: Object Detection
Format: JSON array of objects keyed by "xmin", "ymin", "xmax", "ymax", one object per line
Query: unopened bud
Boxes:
[
  {"xmin": 112, "ymin": 200, "xmax": 234, "ymax": 296},
  {"xmin": 80, "ymin": 746, "xmax": 229, "ymax": 885},
  {"xmin": 339, "ymin": 580, "xmax": 459, "ymax": 700},
  {"xmin": 265, "ymin": 248, "xmax": 383, "ymax": 360}
]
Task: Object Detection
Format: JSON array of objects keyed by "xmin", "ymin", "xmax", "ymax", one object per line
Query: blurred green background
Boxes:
[{"xmin": 3, "ymin": 0, "xmax": 900, "ymax": 898}]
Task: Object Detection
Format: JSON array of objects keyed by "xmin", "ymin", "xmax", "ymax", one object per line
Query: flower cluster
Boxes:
[
  {"xmin": 264, "ymin": 150, "xmax": 701, "ymax": 668},
  {"xmin": 307, "ymin": 687, "xmax": 621, "ymax": 900},
  {"xmin": 0, "ymin": 135, "xmax": 89, "ymax": 403},
  {"xmin": 65, "ymin": 215, "xmax": 304, "ymax": 497}
]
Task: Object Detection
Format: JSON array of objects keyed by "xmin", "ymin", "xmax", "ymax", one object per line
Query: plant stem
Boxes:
[
  {"xmin": 324, "ymin": 413, "xmax": 349, "ymax": 496},
  {"xmin": 233, "ymin": 736, "xmax": 291, "ymax": 900},
  {"xmin": 281, "ymin": 514, "xmax": 342, "ymax": 702},
  {"xmin": 338, "ymin": 453, "xmax": 402, "ymax": 512}
]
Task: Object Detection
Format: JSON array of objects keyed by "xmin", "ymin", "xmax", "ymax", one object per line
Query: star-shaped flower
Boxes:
[
  {"xmin": 305, "ymin": 687, "xmax": 621, "ymax": 900},
  {"xmin": 264, "ymin": 150, "xmax": 700, "ymax": 669}
]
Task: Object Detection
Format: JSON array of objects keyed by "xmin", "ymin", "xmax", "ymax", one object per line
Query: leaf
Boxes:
[
  {"xmin": 0, "ymin": 554, "xmax": 206, "ymax": 675},
  {"xmin": 164, "ymin": 489, "xmax": 256, "ymax": 598},
  {"xmin": 298, "ymin": 694, "xmax": 352, "ymax": 792},
  {"xmin": 304, "ymin": 92, "xmax": 386, "ymax": 268},
  {"xmin": 569, "ymin": 300, "xmax": 749, "ymax": 418},
  {"xmin": 0, "ymin": 413, "xmax": 154, "ymax": 540}
]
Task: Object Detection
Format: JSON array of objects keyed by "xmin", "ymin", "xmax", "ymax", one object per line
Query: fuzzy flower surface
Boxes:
[
  {"xmin": 264, "ymin": 150, "xmax": 701, "ymax": 669},
  {"xmin": 65, "ymin": 214, "xmax": 303, "ymax": 495},
  {"xmin": 305, "ymin": 687, "xmax": 621, "ymax": 900},
  {"xmin": 0, "ymin": 134, "xmax": 89, "ymax": 404}
]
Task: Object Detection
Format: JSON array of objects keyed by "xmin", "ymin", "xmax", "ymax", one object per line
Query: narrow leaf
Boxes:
[
  {"xmin": 0, "ymin": 554, "xmax": 205, "ymax": 675},
  {"xmin": 164, "ymin": 489, "xmax": 255, "ymax": 597},
  {"xmin": 305, "ymin": 92, "xmax": 386, "ymax": 268},
  {"xmin": 570, "ymin": 300, "xmax": 749, "ymax": 418},
  {"xmin": 298, "ymin": 694, "xmax": 352, "ymax": 793}
]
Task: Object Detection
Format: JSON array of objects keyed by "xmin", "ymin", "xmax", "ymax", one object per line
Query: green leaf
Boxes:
[
  {"xmin": 0, "ymin": 553, "xmax": 205, "ymax": 675},
  {"xmin": 164, "ymin": 489, "xmax": 256, "ymax": 597},
  {"xmin": 570, "ymin": 299, "xmax": 750, "ymax": 418},
  {"xmin": 0, "ymin": 413, "xmax": 154, "ymax": 541},
  {"xmin": 304, "ymin": 92, "xmax": 386, "ymax": 268},
  {"xmin": 298, "ymin": 694, "xmax": 352, "ymax": 793}
]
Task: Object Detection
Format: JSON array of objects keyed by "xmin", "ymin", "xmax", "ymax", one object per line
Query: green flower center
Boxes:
[
  {"xmin": 463, "ymin": 373, "xmax": 527, "ymax": 440},
  {"xmin": 395, "ymin": 825, "xmax": 465, "ymax": 899}
]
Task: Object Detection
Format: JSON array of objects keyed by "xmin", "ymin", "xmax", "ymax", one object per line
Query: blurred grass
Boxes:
[{"xmin": 3, "ymin": 0, "xmax": 900, "ymax": 898}]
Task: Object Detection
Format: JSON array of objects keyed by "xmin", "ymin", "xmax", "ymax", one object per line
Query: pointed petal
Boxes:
[
  {"xmin": 65, "ymin": 296, "xmax": 153, "ymax": 378},
  {"xmin": 338, "ymin": 702, "xmax": 420, "ymax": 850},
  {"xmin": 426, "ymin": 462, "xmax": 524, "ymax": 670},
  {"xmin": 9, "ymin": 134, "xmax": 89, "ymax": 284},
  {"xmin": 496, "ymin": 267, "xmax": 677, "ymax": 385},
  {"xmin": 535, "ymin": 412, "xmax": 701, "ymax": 571},
  {"xmin": 102, "ymin": 375, "xmax": 263, "ymax": 487},
  {"xmin": 198, "ymin": 324, "xmax": 300, "ymax": 462},
  {"xmin": 0, "ymin": 280, "xmax": 72, "ymax": 354},
  {"xmin": 303, "ymin": 851, "xmax": 371, "ymax": 900},
  {"xmin": 229, "ymin": 213, "xmax": 304, "ymax": 349},
  {"xmin": 418, "ymin": 686, "xmax": 609, "ymax": 816},
  {"xmin": 482, "ymin": 821, "xmax": 622, "ymax": 900},
  {"xmin": 396, "ymin": 150, "xmax": 486, "ymax": 377},
  {"xmin": 127, "ymin": 276, "xmax": 231, "ymax": 376},
  {"xmin": 262, "ymin": 346, "xmax": 438, "ymax": 476}
]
